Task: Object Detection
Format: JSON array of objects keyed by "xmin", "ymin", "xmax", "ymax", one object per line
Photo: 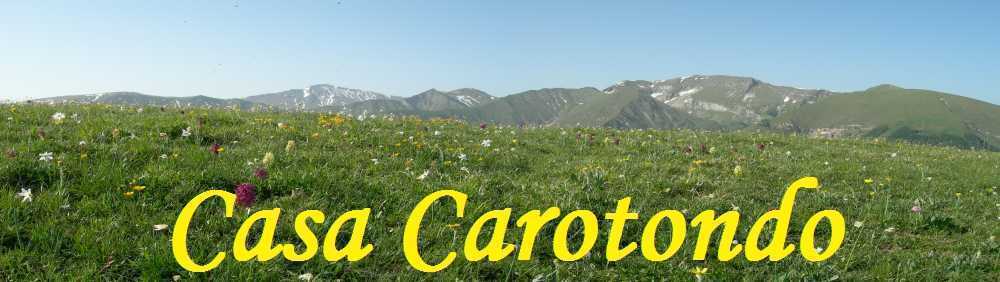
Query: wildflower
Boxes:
[
  {"xmin": 853, "ymin": 221, "xmax": 864, "ymax": 228},
  {"xmin": 891, "ymin": 152, "xmax": 898, "ymax": 158},
  {"xmin": 261, "ymin": 152, "xmax": 274, "ymax": 166},
  {"xmin": 277, "ymin": 122, "xmax": 288, "ymax": 129},
  {"xmin": 124, "ymin": 191, "xmax": 135, "ymax": 198},
  {"xmin": 416, "ymin": 170, "xmax": 430, "ymax": 180},
  {"xmin": 756, "ymin": 143, "xmax": 766, "ymax": 150},
  {"xmin": 153, "ymin": 224, "xmax": 169, "ymax": 231},
  {"xmin": 298, "ymin": 273, "xmax": 314, "ymax": 281},
  {"xmin": 285, "ymin": 140, "xmax": 296, "ymax": 152},
  {"xmin": 131, "ymin": 184, "xmax": 146, "ymax": 192},
  {"xmin": 434, "ymin": 130, "xmax": 441, "ymax": 136},
  {"xmin": 479, "ymin": 123, "xmax": 487, "ymax": 130},
  {"xmin": 79, "ymin": 140, "xmax": 87, "ymax": 146},
  {"xmin": 371, "ymin": 158, "xmax": 379, "ymax": 165},
  {"xmin": 864, "ymin": 178, "xmax": 874, "ymax": 184},
  {"xmin": 884, "ymin": 227, "xmax": 896, "ymax": 233},
  {"xmin": 235, "ymin": 183, "xmax": 256, "ymax": 207},
  {"xmin": 733, "ymin": 165, "xmax": 743, "ymax": 176},
  {"xmin": 911, "ymin": 205, "xmax": 923, "ymax": 213},
  {"xmin": 209, "ymin": 144, "xmax": 223, "ymax": 155},
  {"xmin": 460, "ymin": 167, "xmax": 470, "ymax": 173},
  {"xmin": 181, "ymin": 127, "xmax": 192, "ymax": 137},
  {"xmin": 160, "ymin": 154, "xmax": 168, "ymax": 159},
  {"xmin": 690, "ymin": 267, "xmax": 708, "ymax": 281},
  {"xmin": 159, "ymin": 132, "xmax": 168, "ymax": 138},
  {"xmin": 458, "ymin": 153, "xmax": 467, "ymax": 161},
  {"xmin": 481, "ymin": 139, "xmax": 492, "ymax": 147},
  {"xmin": 16, "ymin": 188, "xmax": 32, "ymax": 203},
  {"xmin": 254, "ymin": 168, "xmax": 269, "ymax": 180},
  {"xmin": 51, "ymin": 112, "xmax": 65, "ymax": 124},
  {"xmin": 38, "ymin": 152, "xmax": 53, "ymax": 162}
]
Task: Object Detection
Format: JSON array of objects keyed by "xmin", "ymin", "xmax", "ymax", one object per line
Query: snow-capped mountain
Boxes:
[{"xmin": 245, "ymin": 84, "xmax": 390, "ymax": 110}]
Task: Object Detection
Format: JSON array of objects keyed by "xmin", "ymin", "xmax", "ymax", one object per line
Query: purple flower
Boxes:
[
  {"xmin": 254, "ymin": 168, "xmax": 269, "ymax": 180},
  {"xmin": 479, "ymin": 123, "xmax": 487, "ymax": 130},
  {"xmin": 756, "ymin": 143, "xmax": 766, "ymax": 151},
  {"xmin": 235, "ymin": 183, "xmax": 256, "ymax": 207}
]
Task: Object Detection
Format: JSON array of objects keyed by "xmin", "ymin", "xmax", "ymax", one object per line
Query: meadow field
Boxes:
[{"xmin": 0, "ymin": 104, "xmax": 997, "ymax": 281}]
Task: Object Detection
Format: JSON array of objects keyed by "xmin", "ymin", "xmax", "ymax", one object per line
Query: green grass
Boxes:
[{"xmin": 1, "ymin": 104, "xmax": 998, "ymax": 281}]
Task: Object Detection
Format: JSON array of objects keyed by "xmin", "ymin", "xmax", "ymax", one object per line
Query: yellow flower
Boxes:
[
  {"xmin": 955, "ymin": 192, "xmax": 962, "ymax": 197},
  {"xmin": 446, "ymin": 223, "xmax": 461, "ymax": 229},
  {"xmin": 124, "ymin": 191, "xmax": 134, "ymax": 198},
  {"xmin": 693, "ymin": 160, "xmax": 705, "ymax": 165},
  {"xmin": 131, "ymin": 185, "xmax": 146, "ymax": 192},
  {"xmin": 285, "ymin": 140, "xmax": 296, "ymax": 152},
  {"xmin": 864, "ymin": 178, "xmax": 874, "ymax": 184},
  {"xmin": 690, "ymin": 267, "xmax": 708, "ymax": 276},
  {"xmin": 261, "ymin": 152, "xmax": 274, "ymax": 166},
  {"xmin": 733, "ymin": 165, "xmax": 743, "ymax": 176}
]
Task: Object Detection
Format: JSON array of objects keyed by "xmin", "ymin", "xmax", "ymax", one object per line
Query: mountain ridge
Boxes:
[{"xmin": 28, "ymin": 75, "xmax": 1000, "ymax": 151}]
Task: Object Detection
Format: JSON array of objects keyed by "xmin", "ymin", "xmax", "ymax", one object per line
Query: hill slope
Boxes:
[
  {"xmin": 774, "ymin": 85, "xmax": 1000, "ymax": 150},
  {"xmin": 246, "ymin": 84, "xmax": 390, "ymax": 110},
  {"xmin": 34, "ymin": 92, "xmax": 258, "ymax": 108}
]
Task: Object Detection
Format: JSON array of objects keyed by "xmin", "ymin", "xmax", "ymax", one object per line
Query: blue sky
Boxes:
[{"xmin": 1, "ymin": 1, "xmax": 998, "ymax": 103}]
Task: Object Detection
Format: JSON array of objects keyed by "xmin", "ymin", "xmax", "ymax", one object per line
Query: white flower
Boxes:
[
  {"xmin": 460, "ymin": 167, "xmax": 470, "ymax": 173},
  {"xmin": 416, "ymin": 170, "xmax": 430, "ymax": 180},
  {"xmin": 51, "ymin": 112, "xmax": 65, "ymax": 122},
  {"xmin": 884, "ymin": 227, "xmax": 896, "ymax": 233},
  {"xmin": 890, "ymin": 152, "xmax": 897, "ymax": 158},
  {"xmin": 371, "ymin": 158, "xmax": 379, "ymax": 165},
  {"xmin": 853, "ymin": 221, "xmax": 864, "ymax": 228},
  {"xmin": 433, "ymin": 130, "xmax": 441, "ymax": 136},
  {"xmin": 161, "ymin": 154, "xmax": 169, "ymax": 159},
  {"xmin": 815, "ymin": 247, "xmax": 824, "ymax": 253},
  {"xmin": 458, "ymin": 153, "xmax": 467, "ymax": 161},
  {"xmin": 153, "ymin": 224, "xmax": 169, "ymax": 231},
  {"xmin": 785, "ymin": 151, "xmax": 791, "ymax": 156},
  {"xmin": 16, "ymin": 188, "xmax": 32, "ymax": 203},
  {"xmin": 79, "ymin": 140, "xmax": 87, "ymax": 146},
  {"xmin": 481, "ymin": 139, "xmax": 492, "ymax": 147},
  {"xmin": 136, "ymin": 107, "xmax": 144, "ymax": 113},
  {"xmin": 297, "ymin": 273, "xmax": 314, "ymax": 281},
  {"xmin": 38, "ymin": 152, "xmax": 53, "ymax": 162},
  {"xmin": 181, "ymin": 127, "xmax": 192, "ymax": 137}
]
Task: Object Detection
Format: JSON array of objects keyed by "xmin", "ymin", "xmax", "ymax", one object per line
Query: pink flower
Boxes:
[
  {"xmin": 479, "ymin": 123, "xmax": 487, "ymax": 130},
  {"xmin": 911, "ymin": 206, "xmax": 922, "ymax": 213},
  {"xmin": 235, "ymin": 183, "xmax": 256, "ymax": 207}
]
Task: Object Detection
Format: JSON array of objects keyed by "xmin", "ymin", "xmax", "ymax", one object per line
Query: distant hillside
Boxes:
[
  {"xmin": 29, "ymin": 75, "xmax": 1000, "ymax": 151},
  {"xmin": 773, "ymin": 85, "xmax": 1000, "ymax": 150},
  {"xmin": 602, "ymin": 75, "xmax": 832, "ymax": 128},
  {"xmin": 246, "ymin": 84, "xmax": 390, "ymax": 110},
  {"xmin": 341, "ymin": 88, "xmax": 494, "ymax": 113},
  {"xmin": 34, "ymin": 92, "xmax": 257, "ymax": 108}
]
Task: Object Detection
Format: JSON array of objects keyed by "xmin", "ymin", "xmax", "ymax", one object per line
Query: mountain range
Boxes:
[{"xmin": 30, "ymin": 75, "xmax": 1000, "ymax": 151}]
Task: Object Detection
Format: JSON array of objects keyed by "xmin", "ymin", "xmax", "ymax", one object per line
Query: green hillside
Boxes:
[
  {"xmin": 774, "ymin": 85, "xmax": 1000, "ymax": 150},
  {"xmin": 1, "ymin": 104, "xmax": 997, "ymax": 280}
]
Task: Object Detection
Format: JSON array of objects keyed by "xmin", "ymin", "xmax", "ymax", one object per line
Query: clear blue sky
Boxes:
[{"xmin": 2, "ymin": 1, "xmax": 998, "ymax": 104}]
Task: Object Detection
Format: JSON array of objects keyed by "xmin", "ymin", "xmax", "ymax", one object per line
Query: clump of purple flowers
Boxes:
[
  {"xmin": 235, "ymin": 183, "xmax": 256, "ymax": 207},
  {"xmin": 254, "ymin": 167, "xmax": 269, "ymax": 180}
]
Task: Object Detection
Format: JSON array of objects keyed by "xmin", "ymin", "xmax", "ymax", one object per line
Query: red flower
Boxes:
[
  {"xmin": 209, "ymin": 143, "xmax": 222, "ymax": 155},
  {"xmin": 235, "ymin": 183, "xmax": 256, "ymax": 207}
]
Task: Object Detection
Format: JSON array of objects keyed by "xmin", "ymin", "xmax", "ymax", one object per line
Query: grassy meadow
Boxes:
[{"xmin": 1, "ymin": 104, "xmax": 998, "ymax": 281}]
